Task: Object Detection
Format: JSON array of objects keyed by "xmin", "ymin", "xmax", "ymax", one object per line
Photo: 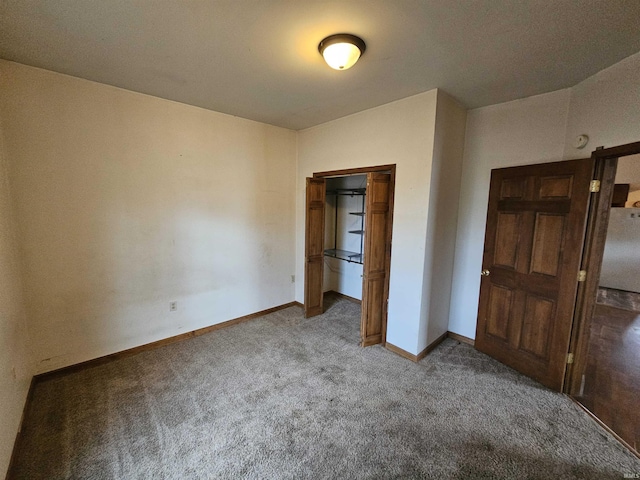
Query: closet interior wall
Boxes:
[{"xmin": 324, "ymin": 175, "xmax": 367, "ymax": 300}]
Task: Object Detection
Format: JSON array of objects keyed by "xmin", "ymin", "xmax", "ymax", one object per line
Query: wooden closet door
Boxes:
[
  {"xmin": 475, "ymin": 159, "xmax": 594, "ymax": 390},
  {"xmin": 361, "ymin": 173, "xmax": 391, "ymax": 346},
  {"xmin": 304, "ymin": 177, "xmax": 326, "ymax": 318}
]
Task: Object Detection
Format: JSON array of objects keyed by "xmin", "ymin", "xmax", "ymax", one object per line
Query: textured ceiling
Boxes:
[{"xmin": 1, "ymin": 1, "xmax": 640, "ymax": 130}]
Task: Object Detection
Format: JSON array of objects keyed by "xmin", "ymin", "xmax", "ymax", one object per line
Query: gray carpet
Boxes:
[{"xmin": 10, "ymin": 296, "xmax": 640, "ymax": 479}]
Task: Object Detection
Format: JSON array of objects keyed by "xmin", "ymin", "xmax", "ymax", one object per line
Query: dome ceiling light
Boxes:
[{"xmin": 318, "ymin": 34, "xmax": 366, "ymax": 71}]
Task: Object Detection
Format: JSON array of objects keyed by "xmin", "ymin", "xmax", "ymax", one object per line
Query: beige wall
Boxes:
[
  {"xmin": 297, "ymin": 91, "xmax": 438, "ymax": 354},
  {"xmin": 419, "ymin": 91, "xmax": 467, "ymax": 349},
  {"xmin": 0, "ymin": 118, "xmax": 32, "ymax": 478},
  {"xmin": 448, "ymin": 89, "xmax": 572, "ymax": 338},
  {"xmin": 564, "ymin": 51, "xmax": 640, "ymax": 159},
  {"xmin": 0, "ymin": 60, "xmax": 297, "ymax": 374},
  {"xmin": 297, "ymin": 89, "xmax": 466, "ymax": 355}
]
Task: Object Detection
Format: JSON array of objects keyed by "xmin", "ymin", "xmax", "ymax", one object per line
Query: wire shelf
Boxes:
[{"xmin": 324, "ymin": 249, "xmax": 363, "ymax": 264}]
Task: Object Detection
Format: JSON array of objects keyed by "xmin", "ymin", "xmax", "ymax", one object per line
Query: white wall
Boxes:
[
  {"xmin": 564, "ymin": 51, "xmax": 640, "ymax": 159},
  {"xmin": 599, "ymin": 156, "xmax": 640, "ymax": 293},
  {"xmin": 599, "ymin": 208, "xmax": 640, "ymax": 293},
  {"xmin": 0, "ymin": 60, "xmax": 297, "ymax": 373},
  {"xmin": 419, "ymin": 91, "xmax": 467, "ymax": 349},
  {"xmin": 324, "ymin": 256, "xmax": 364, "ymax": 300},
  {"xmin": 297, "ymin": 91, "xmax": 438, "ymax": 354},
  {"xmin": 448, "ymin": 89, "xmax": 571, "ymax": 339},
  {"xmin": 0, "ymin": 119, "xmax": 32, "ymax": 478}
]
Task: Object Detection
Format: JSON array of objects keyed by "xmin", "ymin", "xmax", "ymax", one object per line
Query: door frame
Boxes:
[
  {"xmin": 310, "ymin": 164, "xmax": 396, "ymax": 345},
  {"xmin": 565, "ymin": 141, "xmax": 640, "ymax": 395}
]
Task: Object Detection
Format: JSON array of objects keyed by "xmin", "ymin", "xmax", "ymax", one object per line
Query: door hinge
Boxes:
[
  {"xmin": 590, "ymin": 180, "xmax": 601, "ymax": 193},
  {"xmin": 567, "ymin": 353, "xmax": 574, "ymax": 365},
  {"xmin": 577, "ymin": 270, "xmax": 587, "ymax": 282}
]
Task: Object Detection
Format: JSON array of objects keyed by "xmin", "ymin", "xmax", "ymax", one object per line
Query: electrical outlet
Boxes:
[{"xmin": 169, "ymin": 301, "xmax": 177, "ymax": 312}]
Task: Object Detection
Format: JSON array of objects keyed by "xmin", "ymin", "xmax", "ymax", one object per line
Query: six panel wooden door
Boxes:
[
  {"xmin": 304, "ymin": 177, "xmax": 326, "ymax": 318},
  {"xmin": 475, "ymin": 159, "xmax": 594, "ymax": 390},
  {"xmin": 361, "ymin": 173, "xmax": 391, "ymax": 346}
]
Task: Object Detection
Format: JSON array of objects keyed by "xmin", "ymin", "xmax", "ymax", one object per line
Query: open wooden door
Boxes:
[
  {"xmin": 304, "ymin": 177, "xmax": 326, "ymax": 318},
  {"xmin": 475, "ymin": 159, "xmax": 594, "ymax": 391},
  {"xmin": 361, "ymin": 172, "xmax": 391, "ymax": 346}
]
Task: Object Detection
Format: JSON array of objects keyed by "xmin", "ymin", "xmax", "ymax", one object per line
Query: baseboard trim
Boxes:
[
  {"xmin": 567, "ymin": 395, "xmax": 639, "ymax": 459},
  {"xmin": 35, "ymin": 301, "xmax": 302, "ymax": 382},
  {"xmin": 6, "ymin": 377, "xmax": 36, "ymax": 480},
  {"xmin": 447, "ymin": 331, "xmax": 475, "ymax": 346},
  {"xmin": 385, "ymin": 342, "xmax": 418, "ymax": 361},
  {"xmin": 362, "ymin": 334, "xmax": 383, "ymax": 347},
  {"xmin": 418, "ymin": 332, "xmax": 449, "ymax": 361},
  {"xmin": 325, "ymin": 290, "xmax": 362, "ymax": 305},
  {"xmin": 386, "ymin": 331, "xmax": 448, "ymax": 363}
]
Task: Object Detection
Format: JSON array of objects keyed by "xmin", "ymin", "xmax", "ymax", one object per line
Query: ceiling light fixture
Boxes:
[{"xmin": 318, "ymin": 34, "xmax": 366, "ymax": 71}]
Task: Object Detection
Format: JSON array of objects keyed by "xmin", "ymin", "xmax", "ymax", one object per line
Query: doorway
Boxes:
[
  {"xmin": 566, "ymin": 143, "xmax": 640, "ymax": 454},
  {"xmin": 470, "ymin": 141, "xmax": 640, "ymax": 455},
  {"xmin": 304, "ymin": 164, "xmax": 396, "ymax": 347},
  {"xmin": 473, "ymin": 159, "xmax": 594, "ymax": 391}
]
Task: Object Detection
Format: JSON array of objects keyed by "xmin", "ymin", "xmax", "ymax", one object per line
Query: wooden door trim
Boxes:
[
  {"xmin": 590, "ymin": 141, "xmax": 640, "ymax": 160},
  {"xmin": 565, "ymin": 141, "xmax": 640, "ymax": 395},
  {"xmin": 382, "ymin": 167, "xmax": 396, "ymax": 344},
  {"xmin": 306, "ymin": 165, "xmax": 396, "ymax": 345},
  {"xmin": 312, "ymin": 164, "xmax": 395, "ymax": 178}
]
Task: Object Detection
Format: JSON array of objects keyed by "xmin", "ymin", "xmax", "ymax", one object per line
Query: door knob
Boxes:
[{"xmin": 481, "ymin": 269, "xmax": 490, "ymax": 276}]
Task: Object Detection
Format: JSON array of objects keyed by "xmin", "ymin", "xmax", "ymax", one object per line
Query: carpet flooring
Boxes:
[{"xmin": 10, "ymin": 297, "xmax": 640, "ymax": 479}]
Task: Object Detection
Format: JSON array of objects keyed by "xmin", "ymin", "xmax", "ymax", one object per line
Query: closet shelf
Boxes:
[
  {"xmin": 325, "ymin": 181, "xmax": 366, "ymax": 264},
  {"xmin": 326, "ymin": 188, "xmax": 366, "ymax": 196},
  {"xmin": 324, "ymin": 249, "xmax": 363, "ymax": 264}
]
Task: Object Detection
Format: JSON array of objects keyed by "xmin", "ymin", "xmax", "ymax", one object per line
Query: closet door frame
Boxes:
[{"xmin": 310, "ymin": 164, "xmax": 396, "ymax": 345}]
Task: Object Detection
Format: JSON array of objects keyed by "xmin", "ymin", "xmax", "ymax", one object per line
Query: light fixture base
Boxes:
[{"xmin": 318, "ymin": 33, "xmax": 366, "ymax": 70}]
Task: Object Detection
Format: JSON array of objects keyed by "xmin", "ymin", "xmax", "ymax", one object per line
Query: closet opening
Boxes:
[
  {"xmin": 324, "ymin": 174, "xmax": 367, "ymax": 298},
  {"xmin": 304, "ymin": 164, "xmax": 396, "ymax": 347}
]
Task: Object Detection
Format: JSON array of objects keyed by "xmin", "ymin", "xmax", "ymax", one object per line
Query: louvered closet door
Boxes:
[
  {"xmin": 361, "ymin": 173, "xmax": 391, "ymax": 346},
  {"xmin": 304, "ymin": 177, "xmax": 326, "ymax": 318},
  {"xmin": 475, "ymin": 159, "xmax": 594, "ymax": 390}
]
